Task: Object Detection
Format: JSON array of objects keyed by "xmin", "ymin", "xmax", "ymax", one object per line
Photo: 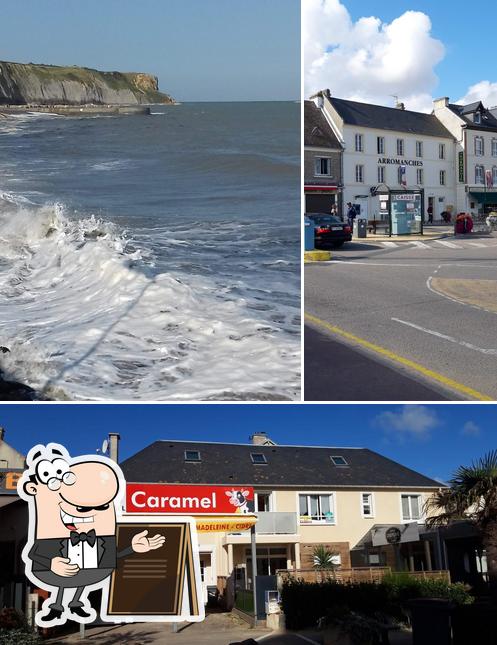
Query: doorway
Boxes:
[{"xmin": 199, "ymin": 552, "xmax": 213, "ymax": 604}]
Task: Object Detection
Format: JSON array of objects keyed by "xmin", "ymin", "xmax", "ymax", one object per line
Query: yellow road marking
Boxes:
[{"xmin": 305, "ymin": 312, "xmax": 493, "ymax": 401}]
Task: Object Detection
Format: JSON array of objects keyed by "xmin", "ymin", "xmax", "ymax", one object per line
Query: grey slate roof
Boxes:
[
  {"xmin": 121, "ymin": 440, "xmax": 441, "ymax": 489},
  {"xmin": 448, "ymin": 102, "xmax": 497, "ymax": 132},
  {"xmin": 329, "ymin": 97, "xmax": 454, "ymax": 139},
  {"xmin": 304, "ymin": 100, "xmax": 342, "ymax": 149}
]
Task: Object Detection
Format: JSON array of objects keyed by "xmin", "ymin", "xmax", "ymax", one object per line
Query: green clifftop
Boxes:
[{"xmin": 0, "ymin": 61, "xmax": 174, "ymax": 105}]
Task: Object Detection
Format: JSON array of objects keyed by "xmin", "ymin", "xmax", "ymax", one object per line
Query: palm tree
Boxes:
[
  {"xmin": 312, "ymin": 544, "xmax": 339, "ymax": 571},
  {"xmin": 425, "ymin": 450, "xmax": 497, "ymax": 596}
]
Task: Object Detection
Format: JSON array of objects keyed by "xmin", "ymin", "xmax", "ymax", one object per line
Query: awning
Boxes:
[
  {"xmin": 304, "ymin": 185, "xmax": 338, "ymax": 192},
  {"xmin": 468, "ymin": 191, "xmax": 497, "ymax": 204},
  {"xmin": 195, "ymin": 515, "xmax": 257, "ymax": 532}
]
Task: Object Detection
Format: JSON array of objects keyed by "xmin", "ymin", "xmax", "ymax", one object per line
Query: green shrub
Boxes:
[{"xmin": 0, "ymin": 628, "xmax": 40, "ymax": 645}]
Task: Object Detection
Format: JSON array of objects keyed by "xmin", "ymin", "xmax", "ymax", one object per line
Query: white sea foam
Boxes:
[{"xmin": 0, "ymin": 197, "xmax": 300, "ymax": 400}]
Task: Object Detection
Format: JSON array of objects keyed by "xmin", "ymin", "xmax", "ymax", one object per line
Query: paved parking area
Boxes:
[{"xmin": 47, "ymin": 612, "xmax": 270, "ymax": 644}]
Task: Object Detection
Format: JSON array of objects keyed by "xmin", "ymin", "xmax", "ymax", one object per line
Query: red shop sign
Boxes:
[{"xmin": 126, "ymin": 483, "xmax": 255, "ymax": 515}]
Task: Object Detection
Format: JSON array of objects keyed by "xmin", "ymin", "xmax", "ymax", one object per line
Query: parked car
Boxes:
[{"xmin": 306, "ymin": 213, "xmax": 352, "ymax": 248}]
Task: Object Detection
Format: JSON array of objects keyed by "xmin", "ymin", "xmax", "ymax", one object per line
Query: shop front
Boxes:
[{"xmin": 304, "ymin": 184, "xmax": 340, "ymax": 214}]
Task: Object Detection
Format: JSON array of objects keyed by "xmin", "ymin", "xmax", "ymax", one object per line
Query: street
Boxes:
[{"xmin": 305, "ymin": 234, "xmax": 497, "ymax": 401}]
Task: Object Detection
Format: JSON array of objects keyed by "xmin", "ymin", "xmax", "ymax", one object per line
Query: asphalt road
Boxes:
[{"xmin": 305, "ymin": 234, "xmax": 497, "ymax": 401}]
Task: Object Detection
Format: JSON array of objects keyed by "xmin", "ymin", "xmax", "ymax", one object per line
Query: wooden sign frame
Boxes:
[{"xmin": 101, "ymin": 515, "xmax": 204, "ymax": 623}]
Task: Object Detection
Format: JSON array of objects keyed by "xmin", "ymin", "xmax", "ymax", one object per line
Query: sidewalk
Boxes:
[
  {"xmin": 46, "ymin": 612, "xmax": 270, "ymax": 644},
  {"xmin": 363, "ymin": 224, "xmax": 453, "ymax": 242}
]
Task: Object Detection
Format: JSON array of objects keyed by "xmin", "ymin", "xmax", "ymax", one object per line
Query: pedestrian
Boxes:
[
  {"xmin": 330, "ymin": 203, "xmax": 338, "ymax": 218},
  {"xmin": 346, "ymin": 202, "xmax": 357, "ymax": 229},
  {"xmin": 427, "ymin": 204, "xmax": 433, "ymax": 224}
]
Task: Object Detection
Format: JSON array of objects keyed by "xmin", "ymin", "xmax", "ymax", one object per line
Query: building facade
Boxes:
[
  {"xmin": 310, "ymin": 90, "xmax": 456, "ymax": 222},
  {"xmin": 120, "ymin": 434, "xmax": 443, "ymax": 607},
  {"xmin": 433, "ymin": 97, "xmax": 497, "ymax": 215},
  {"xmin": 304, "ymin": 99, "xmax": 343, "ymax": 214}
]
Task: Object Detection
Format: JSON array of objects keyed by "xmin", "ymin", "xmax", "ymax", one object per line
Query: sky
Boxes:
[
  {"xmin": 304, "ymin": 0, "xmax": 497, "ymax": 112},
  {"xmin": 0, "ymin": 0, "xmax": 300, "ymax": 102},
  {"xmin": 3, "ymin": 404, "xmax": 496, "ymax": 484}
]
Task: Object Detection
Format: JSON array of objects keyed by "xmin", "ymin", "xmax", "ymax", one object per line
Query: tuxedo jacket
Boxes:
[{"xmin": 28, "ymin": 537, "xmax": 133, "ymax": 572}]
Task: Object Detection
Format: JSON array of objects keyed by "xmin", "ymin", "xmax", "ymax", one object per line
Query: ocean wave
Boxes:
[{"xmin": 0, "ymin": 197, "xmax": 300, "ymax": 400}]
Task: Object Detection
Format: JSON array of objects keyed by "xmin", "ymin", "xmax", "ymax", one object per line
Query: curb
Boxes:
[{"xmin": 304, "ymin": 250, "xmax": 332, "ymax": 262}]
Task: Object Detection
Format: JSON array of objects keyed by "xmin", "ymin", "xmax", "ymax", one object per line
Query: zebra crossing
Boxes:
[{"xmin": 377, "ymin": 238, "xmax": 497, "ymax": 251}]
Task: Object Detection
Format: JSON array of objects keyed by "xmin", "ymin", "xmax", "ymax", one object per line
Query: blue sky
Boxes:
[
  {"xmin": 0, "ymin": 0, "xmax": 300, "ymax": 101},
  {"xmin": 3, "ymin": 404, "xmax": 496, "ymax": 483},
  {"xmin": 304, "ymin": 0, "xmax": 497, "ymax": 111},
  {"xmin": 345, "ymin": 0, "xmax": 495, "ymax": 101}
]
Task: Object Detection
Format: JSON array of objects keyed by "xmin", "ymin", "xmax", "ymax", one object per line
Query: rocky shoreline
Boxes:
[{"xmin": 0, "ymin": 348, "xmax": 45, "ymax": 401}]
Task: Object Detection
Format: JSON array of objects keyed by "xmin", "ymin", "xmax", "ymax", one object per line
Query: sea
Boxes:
[{"xmin": 0, "ymin": 102, "xmax": 300, "ymax": 401}]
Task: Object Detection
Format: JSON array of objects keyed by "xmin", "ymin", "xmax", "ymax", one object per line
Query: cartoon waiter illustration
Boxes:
[{"xmin": 18, "ymin": 443, "xmax": 165, "ymax": 627}]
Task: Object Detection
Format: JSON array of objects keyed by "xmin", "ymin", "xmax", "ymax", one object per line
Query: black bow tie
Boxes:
[{"xmin": 70, "ymin": 529, "xmax": 96, "ymax": 547}]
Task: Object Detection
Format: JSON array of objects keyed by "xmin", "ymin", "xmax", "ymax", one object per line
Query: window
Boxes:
[
  {"xmin": 474, "ymin": 112, "xmax": 481, "ymax": 124},
  {"xmin": 397, "ymin": 166, "xmax": 405, "ymax": 184},
  {"xmin": 439, "ymin": 143, "xmax": 445, "ymax": 159},
  {"xmin": 397, "ymin": 139, "xmax": 404, "ymax": 156},
  {"xmin": 315, "ymin": 157, "xmax": 331, "ymax": 176},
  {"xmin": 416, "ymin": 168, "xmax": 424, "ymax": 185},
  {"xmin": 492, "ymin": 139, "xmax": 497, "ymax": 157},
  {"xmin": 251, "ymin": 453, "xmax": 267, "ymax": 464},
  {"xmin": 184, "ymin": 450, "xmax": 201, "ymax": 462},
  {"xmin": 330, "ymin": 455, "xmax": 348, "ymax": 466},
  {"xmin": 475, "ymin": 136, "xmax": 484, "ymax": 156},
  {"xmin": 361, "ymin": 493, "xmax": 374, "ymax": 518},
  {"xmin": 377, "ymin": 136, "xmax": 385, "ymax": 154},
  {"xmin": 401, "ymin": 494, "xmax": 422, "ymax": 521},
  {"xmin": 475, "ymin": 165, "xmax": 484, "ymax": 184},
  {"xmin": 440, "ymin": 170, "xmax": 446, "ymax": 186},
  {"xmin": 378, "ymin": 165, "xmax": 385, "ymax": 183},
  {"xmin": 299, "ymin": 493, "xmax": 335, "ymax": 524},
  {"xmin": 493, "ymin": 167, "xmax": 497, "ymax": 185},
  {"xmin": 355, "ymin": 133, "xmax": 364, "ymax": 152},
  {"xmin": 415, "ymin": 141, "xmax": 423, "ymax": 158},
  {"xmin": 355, "ymin": 164, "xmax": 364, "ymax": 183},
  {"xmin": 255, "ymin": 491, "xmax": 273, "ymax": 512}
]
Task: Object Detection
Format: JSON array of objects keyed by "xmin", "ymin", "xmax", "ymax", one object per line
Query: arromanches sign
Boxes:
[{"xmin": 378, "ymin": 157, "xmax": 423, "ymax": 167}]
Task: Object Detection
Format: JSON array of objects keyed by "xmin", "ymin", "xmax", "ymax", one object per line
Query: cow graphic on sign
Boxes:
[{"xmin": 225, "ymin": 489, "xmax": 254, "ymax": 514}]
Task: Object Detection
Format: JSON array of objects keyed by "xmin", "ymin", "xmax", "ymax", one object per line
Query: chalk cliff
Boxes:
[{"xmin": 0, "ymin": 61, "xmax": 174, "ymax": 105}]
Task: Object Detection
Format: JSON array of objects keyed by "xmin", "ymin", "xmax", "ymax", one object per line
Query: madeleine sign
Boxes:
[{"xmin": 126, "ymin": 484, "xmax": 255, "ymax": 515}]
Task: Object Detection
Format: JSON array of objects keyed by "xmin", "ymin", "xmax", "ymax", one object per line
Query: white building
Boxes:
[
  {"xmin": 311, "ymin": 90, "xmax": 457, "ymax": 223},
  {"xmin": 433, "ymin": 97, "xmax": 497, "ymax": 215}
]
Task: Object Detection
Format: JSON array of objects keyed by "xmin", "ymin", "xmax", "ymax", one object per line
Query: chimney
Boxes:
[
  {"xmin": 396, "ymin": 102, "xmax": 405, "ymax": 110},
  {"xmin": 108, "ymin": 433, "xmax": 120, "ymax": 463},
  {"xmin": 433, "ymin": 97, "xmax": 449, "ymax": 110},
  {"xmin": 250, "ymin": 432, "xmax": 270, "ymax": 446}
]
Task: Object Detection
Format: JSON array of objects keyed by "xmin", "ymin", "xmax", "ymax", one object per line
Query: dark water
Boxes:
[{"xmin": 0, "ymin": 102, "xmax": 300, "ymax": 400}]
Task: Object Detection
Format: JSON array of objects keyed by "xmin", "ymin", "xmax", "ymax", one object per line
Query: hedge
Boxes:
[{"xmin": 281, "ymin": 575, "xmax": 473, "ymax": 630}]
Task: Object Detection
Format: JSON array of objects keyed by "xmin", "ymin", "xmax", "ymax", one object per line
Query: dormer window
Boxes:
[
  {"xmin": 330, "ymin": 455, "xmax": 348, "ymax": 466},
  {"xmin": 251, "ymin": 453, "xmax": 267, "ymax": 465},
  {"xmin": 474, "ymin": 112, "xmax": 481, "ymax": 124},
  {"xmin": 184, "ymin": 450, "xmax": 201, "ymax": 462}
]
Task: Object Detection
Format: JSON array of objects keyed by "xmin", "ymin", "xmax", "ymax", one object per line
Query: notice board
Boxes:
[{"xmin": 102, "ymin": 518, "xmax": 203, "ymax": 622}]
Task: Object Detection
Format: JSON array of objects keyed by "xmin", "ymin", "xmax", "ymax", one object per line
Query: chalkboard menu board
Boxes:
[{"xmin": 105, "ymin": 521, "xmax": 201, "ymax": 620}]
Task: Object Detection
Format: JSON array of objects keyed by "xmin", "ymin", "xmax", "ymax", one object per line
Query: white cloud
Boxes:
[
  {"xmin": 461, "ymin": 421, "xmax": 480, "ymax": 437},
  {"xmin": 303, "ymin": 0, "xmax": 445, "ymax": 112},
  {"xmin": 374, "ymin": 405, "xmax": 440, "ymax": 441},
  {"xmin": 458, "ymin": 81, "xmax": 497, "ymax": 108}
]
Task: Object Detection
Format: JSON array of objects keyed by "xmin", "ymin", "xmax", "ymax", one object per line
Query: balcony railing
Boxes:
[{"xmin": 255, "ymin": 512, "xmax": 297, "ymax": 535}]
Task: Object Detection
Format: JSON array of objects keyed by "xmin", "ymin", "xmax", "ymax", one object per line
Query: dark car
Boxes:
[{"xmin": 306, "ymin": 213, "xmax": 352, "ymax": 248}]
